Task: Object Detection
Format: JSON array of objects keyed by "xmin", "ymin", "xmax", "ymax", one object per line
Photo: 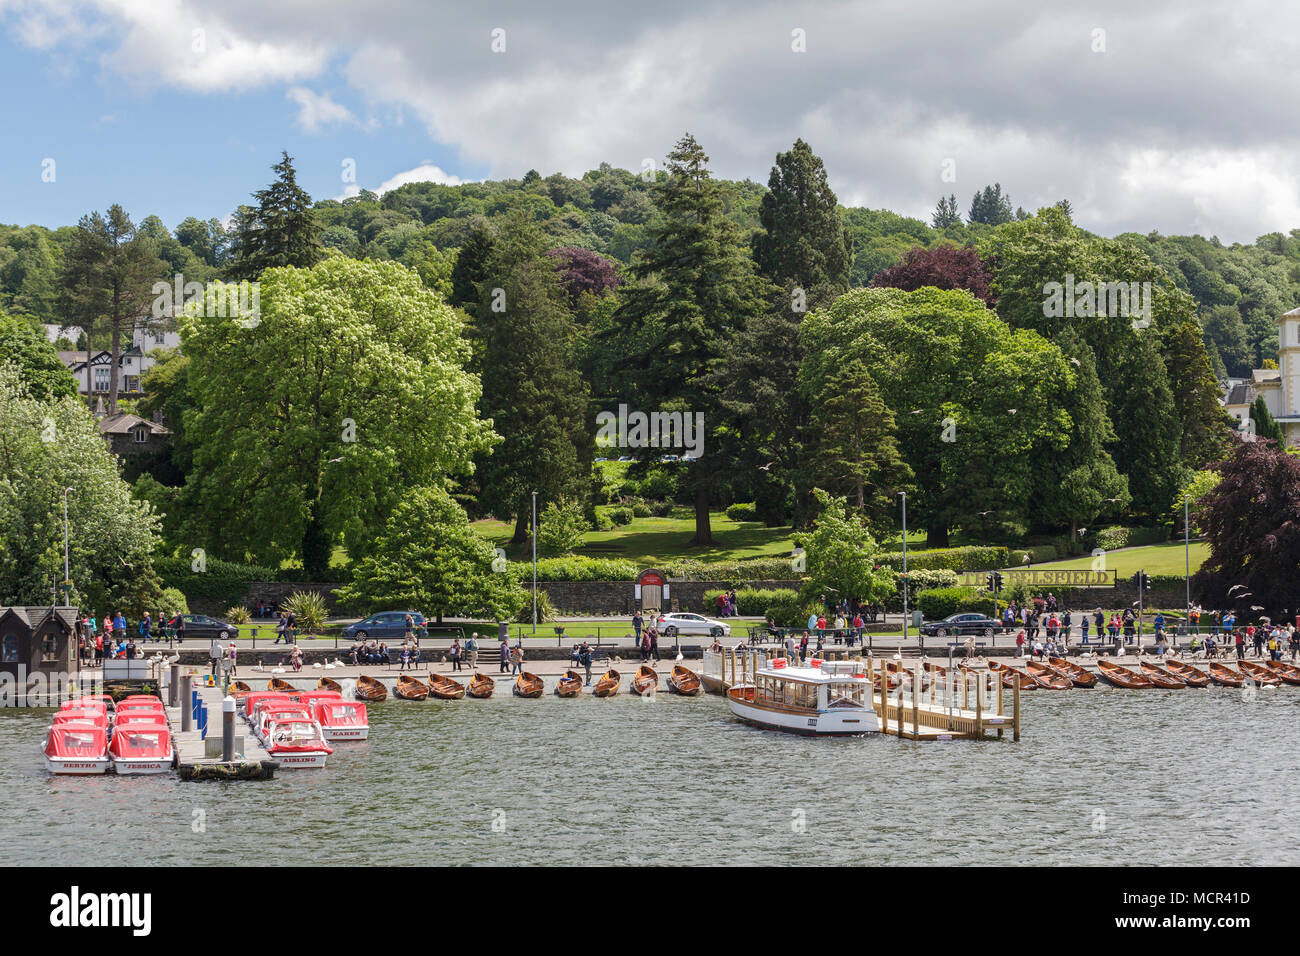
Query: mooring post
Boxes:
[
  {"xmin": 169, "ymin": 663, "xmax": 180, "ymax": 706},
  {"xmin": 1013, "ymin": 674, "xmax": 1022, "ymax": 741},
  {"xmin": 878, "ymin": 659, "xmax": 887, "ymax": 735},
  {"xmin": 222, "ymin": 695, "xmax": 235, "ymax": 761},
  {"xmin": 975, "ymin": 672, "xmax": 983, "ymax": 738},
  {"xmin": 180, "ymin": 674, "xmax": 192, "ymax": 732},
  {"xmin": 996, "ymin": 668, "xmax": 1004, "ymax": 738}
]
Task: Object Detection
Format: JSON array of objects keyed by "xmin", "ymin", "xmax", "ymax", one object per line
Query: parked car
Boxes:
[
  {"xmin": 918, "ymin": 613, "xmax": 1002, "ymax": 638},
  {"xmin": 655, "ymin": 612, "xmax": 730, "ymax": 638},
  {"xmin": 165, "ymin": 613, "xmax": 235, "ymax": 642},
  {"xmin": 341, "ymin": 611, "xmax": 428, "ymax": 643}
]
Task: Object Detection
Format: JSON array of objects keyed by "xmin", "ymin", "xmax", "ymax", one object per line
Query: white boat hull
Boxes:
[
  {"xmin": 44, "ymin": 755, "xmax": 111, "ymax": 775},
  {"xmin": 270, "ymin": 750, "xmax": 329, "ymax": 768},
  {"xmin": 111, "ymin": 757, "xmax": 173, "ymax": 775},
  {"xmin": 321, "ymin": 726, "xmax": 368, "ymax": 741},
  {"xmin": 725, "ymin": 694, "xmax": 879, "ymax": 735}
]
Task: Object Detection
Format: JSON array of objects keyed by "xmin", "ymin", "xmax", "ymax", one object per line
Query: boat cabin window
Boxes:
[
  {"xmin": 121, "ymin": 732, "xmax": 162, "ymax": 750},
  {"xmin": 758, "ymin": 675, "xmax": 817, "ymax": 710},
  {"xmin": 827, "ymin": 682, "xmax": 866, "ymax": 708}
]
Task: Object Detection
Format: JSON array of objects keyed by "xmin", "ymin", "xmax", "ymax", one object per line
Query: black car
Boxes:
[
  {"xmin": 918, "ymin": 613, "xmax": 1002, "ymax": 638},
  {"xmin": 165, "ymin": 613, "xmax": 236, "ymax": 642}
]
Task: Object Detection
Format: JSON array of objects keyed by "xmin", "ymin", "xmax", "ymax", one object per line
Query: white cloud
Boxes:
[
  {"xmin": 286, "ymin": 86, "xmax": 358, "ymax": 133},
  {"xmin": 333, "ymin": 162, "xmax": 470, "ymax": 201}
]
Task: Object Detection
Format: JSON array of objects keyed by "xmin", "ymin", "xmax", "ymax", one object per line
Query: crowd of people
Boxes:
[{"xmin": 72, "ymin": 610, "xmax": 183, "ymax": 665}]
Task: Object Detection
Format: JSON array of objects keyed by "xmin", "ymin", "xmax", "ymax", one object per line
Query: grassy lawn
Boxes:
[
  {"xmin": 473, "ymin": 512, "xmax": 795, "ymax": 565},
  {"xmin": 1008, "ymin": 541, "xmax": 1210, "ymax": 576}
]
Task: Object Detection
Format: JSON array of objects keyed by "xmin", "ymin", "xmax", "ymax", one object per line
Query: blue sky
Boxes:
[{"xmin": 1, "ymin": 1, "xmax": 1297, "ymax": 242}]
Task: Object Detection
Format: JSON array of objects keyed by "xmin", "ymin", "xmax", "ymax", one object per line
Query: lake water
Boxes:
[{"xmin": 6, "ymin": 680, "xmax": 1297, "ymax": 866}]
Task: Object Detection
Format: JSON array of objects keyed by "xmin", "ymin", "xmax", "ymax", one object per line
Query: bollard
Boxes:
[
  {"xmin": 180, "ymin": 674, "xmax": 192, "ymax": 732},
  {"xmin": 169, "ymin": 664, "xmax": 180, "ymax": 706},
  {"xmin": 222, "ymin": 696, "xmax": 235, "ymax": 761}
]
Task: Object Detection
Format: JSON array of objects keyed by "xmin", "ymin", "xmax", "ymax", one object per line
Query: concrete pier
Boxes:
[{"xmin": 166, "ymin": 675, "xmax": 277, "ymax": 781}]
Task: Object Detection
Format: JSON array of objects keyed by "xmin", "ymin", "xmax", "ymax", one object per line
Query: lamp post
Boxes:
[
  {"xmin": 899, "ymin": 492, "xmax": 908, "ymax": 644},
  {"xmin": 531, "ymin": 491, "xmax": 538, "ymax": 635},
  {"xmin": 1183, "ymin": 494, "xmax": 1191, "ymax": 646}
]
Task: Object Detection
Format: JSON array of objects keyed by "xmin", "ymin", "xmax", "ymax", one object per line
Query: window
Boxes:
[
  {"xmin": 1, "ymin": 635, "xmax": 16, "ymax": 662},
  {"xmin": 42, "ymin": 632, "xmax": 60, "ymax": 662},
  {"xmin": 133, "ymin": 425, "xmax": 149, "ymax": 443},
  {"xmin": 124, "ymin": 376, "xmax": 139, "ymax": 393},
  {"xmin": 93, "ymin": 367, "xmax": 110, "ymax": 392}
]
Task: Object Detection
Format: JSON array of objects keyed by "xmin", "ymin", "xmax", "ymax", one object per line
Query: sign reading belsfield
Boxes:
[{"xmin": 958, "ymin": 569, "xmax": 1116, "ymax": 588}]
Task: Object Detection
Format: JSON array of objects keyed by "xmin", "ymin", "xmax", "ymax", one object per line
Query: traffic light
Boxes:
[
  {"xmin": 1132, "ymin": 571, "xmax": 1151, "ymax": 589},
  {"xmin": 986, "ymin": 572, "xmax": 995, "ymax": 591},
  {"xmin": 986, "ymin": 572, "xmax": 1004, "ymax": 594}
]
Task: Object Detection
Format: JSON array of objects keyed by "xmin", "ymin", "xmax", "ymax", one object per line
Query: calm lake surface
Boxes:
[{"xmin": 5, "ymin": 679, "xmax": 1297, "ymax": 866}]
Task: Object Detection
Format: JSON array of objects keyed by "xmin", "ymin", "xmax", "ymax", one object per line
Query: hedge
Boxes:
[
  {"xmin": 881, "ymin": 568, "xmax": 958, "ymax": 612},
  {"xmin": 764, "ymin": 594, "xmax": 816, "ymax": 628},
  {"xmin": 155, "ymin": 556, "xmax": 279, "ymax": 605},
  {"xmin": 703, "ymin": 587, "xmax": 798, "ymax": 616},
  {"xmin": 877, "ymin": 546, "xmax": 1009, "ymax": 573},
  {"xmin": 1008, "ymin": 545, "xmax": 1059, "ymax": 565},
  {"xmin": 917, "ymin": 587, "xmax": 996, "ymax": 620}
]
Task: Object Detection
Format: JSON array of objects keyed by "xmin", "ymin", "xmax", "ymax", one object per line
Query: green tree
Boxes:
[
  {"xmin": 605, "ymin": 133, "xmax": 767, "ymax": 545},
  {"xmin": 804, "ymin": 358, "xmax": 912, "ymax": 527},
  {"xmin": 931, "ymin": 194, "xmax": 961, "ymax": 229},
  {"xmin": 136, "ymin": 349, "xmax": 192, "ymax": 480},
  {"xmin": 795, "ymin": 489, "xmax": 896, "ymax": 606},
  {"xmin": 449, "ymin": 217, "xmax": 496, "ymax": 313},
  {"xmin": 752, "ymin": 138, "xmax": 852, "ymax": 304},
  {"xmin": 1110, "ymin": 332, "xmax": 1188, "ymax": 516},
  {"xmin": 1162, "ymin": 319, "xmax": 1235, "ymax": 467},
  {"xmin": 968, "ymin": 184, "xmax": 1014, "ymax": 225},
  {"xmin": 181, "ymin": 258, "xmax": 498, "ymax": 577},
  {"xmin": 1202, "ymin": 304, "xmax": 1252, "ymax": 377},
  {"xmin": 337, "ymin": 485, "xmax": 526, "ymax": 623},
  {"xmin": 59, "ymin": 204, "xmax": 165, "ymax": 413},
  {"xmin": 537, "ymin": 498, "xmax": 591, "ymax": 556},
  {"xmin": 472, "ymin": 213, "xmax": 592, "ymax": 542},
  {"xmin": 1029, "ymin": 328, "xmax": 1130, "ymax": 539},
  {"xmin": 0, "ymin": 362, "xmax": 161, "ymax": 613},
  {"xmin": 1249, "ymin": 395, "xmax": 1285, "ymax": 445},
  {"xmin": 0, "ymin": 311, "xmax": 77, "ymax": 400},
  {"xmin": 227, "ymin": 152, "xmax": 323, "ymax": 281}
]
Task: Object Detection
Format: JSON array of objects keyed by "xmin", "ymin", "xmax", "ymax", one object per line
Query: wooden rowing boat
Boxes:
[
  {"xmin": 1025, "ymin": 661, "xmax": 1072, "ymax": 690},
  {"xmin": 1096, "ymin": 659, "xmax": 1153, "ymax": 689},
  {"xmin": 317, "ymin": 676, "xmax": 342, "ymax": 692},
  {"xmin": 428, "ymin": 673, "xmax": 466, "ymax": 700},
  {"xmin": 1139, "ymin": 661, "xmax": 1187, "ymax": 689},
  {"xmin": 593, "ymin": 669, "xmax": 620, "ymax": 698},
  {"xmin": 394, "ymin": 674, "xmax": 430, "ymax": 701},
  {"xmin": 667, "ymin": 664, "xmax": 701, "ymax": 696},
  {"xmin": 1265, "ymin": 659, "xmax": 1300, "ymax": 685},
  {"xmin": 631, "ymin": 664, "xmax": 658, "ymax": 696},
  {"xmin": 1163, "ymin": 659, "xmax": 1210, "ymax": 687},
  {"xmin": 355, "ymin": 674, "xmax": 387, "ymax": 702},
  {"xmin": 268, "ymin": 677, "xmax": 295, "ymax": 692},
  {"xmin": 1047, "ymin": 657, "xmax": 1097, "ymax": 688},
  {"xmin": 886, "ymin": 660, "xmax": 931, "ymax": 690},
  {"xmin": 555, "ymin": 670, "xmax": 583, "ymax": 698},
  {"xmin": 1237, "ymin": 660, "xmax": 1282, "ymax": 686},
  {"xmin": 466, "ymin": 672, "xmax": 495, "ymax": 698},
  {"xmin": 988, "ymin": 659, "xmax": 1040, "ymax": 689},
  {"xmin": 230, "ymin": 680, "xmax": 252, "ymax": 694},
  {"xmin": 513, "ymin": 671, "xmax": 544, "ymax": 698},
  {"xmin": 1207, "ymin": 662, "xmax": 1245, "ymax": 687}
]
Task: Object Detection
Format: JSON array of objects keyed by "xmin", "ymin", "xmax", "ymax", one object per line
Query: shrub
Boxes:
[
  {"xmin": 1093, "ymin": 525, "xmax": 1169, "ymax": 552},
  {"xmin": 664, "ymin": 557, "xmax": 799, "ymax": 581},
  {"xmin": 510, "ymin": 557, "xmax": 641, "ymax": 583},
  {"xmin": 606, "ymin": 506, "xmax": 634, "ymax": 526},
  {"xmin": 881, "ymin": 568, "xmax": 958, "ymax": 612},
  {"xmin": 538, "ymin": 498, "xmax": 592, "ymax": 556},
  {"xmin": 516, "ymin": 589, "xmax": 556, "ymax": 623},
  {"xmin": 157, "ymin": 587, "xmax": 189, "ymax": 617},
  {"xmin": 876, "ymin": 546, "xmax": 1009, "ymax": 573},
  {"xmin": 1009, "ymin": 545, "xmax": 1059, "ymax": 566},
  {"xmin": 703, "ymin": 587, "xmax": 798, "ymax": 616},
  {"xmin": 649, "ymin": 500, "xmax": 674, "ymax": 517},
  {"xmin": 632, "ymin": 501, "xmax": 652, "ymax": 518},
  {"xmin": 154, "ymin": 556, "xmax": 279, "ymax": 606},
  {"xmin": 224, "ymin": 604, "xmax": 251, "ymax": 625},
  {"xmin": 725, "ymin": 502, "xmax": 758, "ymax": 522},
  {"xmin": 636, "ymin": 466, "xmax": 680, "ymax": 501},
  {"xmin": 282, "ymin": 590, "xmax": 328, "ymax": 633},
  {"xmin": 764, "ymin": 594, "xmax": 816, "ymax": 628}
]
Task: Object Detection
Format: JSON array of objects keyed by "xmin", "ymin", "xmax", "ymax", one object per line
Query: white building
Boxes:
[
  {"xmin": 54, "ymin": 323, "xmax": 180, "ymax": 399},
  {"xmin": 1223, "ymin": 306, "xmax": 1300, "ymax": 447}
]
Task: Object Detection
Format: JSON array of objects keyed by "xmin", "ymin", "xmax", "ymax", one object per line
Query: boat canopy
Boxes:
[
  {"xmin": 314, "ymin": 701, "xmax": 366, "ymax": 725},
  {"xmin": 266, "ymin": 721, "xmax": 331, "ymax": 752},
  {"xmin": 53, "ymin": 708, "xmax": 107, "ymax": 725},
  {"xmin": 297, "ymin": 691, "xmax": 343, "ymax": 708},
  {"xmin": 109, "ymin": 724, "xmax": 171, "ymax": 758},
  {"xmin": 46, "ymin": 726, "xmax": 108, "ymax": 756}
]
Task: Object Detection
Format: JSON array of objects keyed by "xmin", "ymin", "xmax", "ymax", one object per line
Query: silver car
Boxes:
[{"xmin": 655, "ymin": 612, "xmax": 730, "ymax": 638}]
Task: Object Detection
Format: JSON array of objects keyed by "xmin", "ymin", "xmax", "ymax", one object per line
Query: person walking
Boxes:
[
  {"xmin": 274, "ymin": 612, "xmax": 287, "ymax": 644},
  {"xmin": 208, "ymin": 638, "xmax": 222, "ymax": 677},
  {"xmin": 632, "ymin": 610, "xmax": 643, "ymax": 645},
  {"xmin": 640, "ymin": 631, "xmax": 651, "ymax": 662},
  {"xmin": 579, "ymin": 641, "xmax": 593, "ymax": 685},
  {"xmin": 286, "ymin": 609, "xmax": 297, "ymax": 644},
  {"xmin": 499, "ymin": 636, "xmax": 510, "ymax": 674},
  {"xmin": 228, "ymin": 642, "xmax": 238, "ymax": 676},
  {"xmin": 467, "ymin": 633, "xmax": 479, "ymax": 670},
  {"xmin": 449, "ymin": 638, "xmax": 462, "ymax": 672},
  {"xmin": 1015, "ymin": 630, "xmax": 1026, "ymax": 658},
  {"xmin": 112, "ymin": 611, "xmax": 126, "ymax": 644},
  {"xmin": 1235, "ymin": 630, "xmax": 1246, "ymax": 660},
  {"xmin": 404, "ymin": 614, "xmax": 415, "ymax": 644},
  {"xmin": 648, "ymin": 625, "xmax": 660, "ymax": 663},
  {"xmin": 511, "ymin": 642, "xmax": 524, "ymax": 676},
  {"xmin": 140, "ymin": 611, "xmax": 152, "ymax": 644},
  {"xmin": 1253, "ymin": 627, "xmax": 1265, "ymax": 658}
]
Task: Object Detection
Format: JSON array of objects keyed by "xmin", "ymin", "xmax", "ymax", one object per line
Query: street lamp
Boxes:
[
  {"xmin": 899, "ymin": 492, "xmax": 908, "ymax": 643},
  {"xmin": 531, "ymin": 491, "xmax": 538, "ymax": 635},
  {"xmin": 1183, "ymin": 494, "xmax": 1191, "ymax": 646}
]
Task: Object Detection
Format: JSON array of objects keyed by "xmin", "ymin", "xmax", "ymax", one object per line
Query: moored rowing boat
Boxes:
[
  {"xmin": 317, "ymin": 676, "xmax": 342, "ymax": 692},
  {"xmin": 467, "ymin": 672, "xmax": 495, "ymax": 698},
  {"xmin": 1265, "ymin": 659, "xmax": 1300, "ymax": 686},
  {"xmin": 1238, "ymin": 660, "xmax": 1282, "ymax": 686},
  {"xmin": 1163, "ymin": 659, "xmax": 1210, "ymax": 687},
  {"xmin": 268, "ymin": 677, "xmax": 295, "ymax": 692},
  {"xmin": 631, "ymin": 664, "xmax": 658, "ymax": 696},
  {"xmin": 555, "ymin": 670, "xmax": 583, "ymax": 697},
  {"xmin": 1139, "ymin": 661, "xmax": 1187, "ymax": 689},
  {"xmin": 1096, "ymin": 659, "xmax": 1154, "ymax": 688},
  {"xmin": 1047, "ymin": 656, "xmax": 1097, "ymax": 688},
  {"xmin": 394, "ymin": 674, "xmax": 430, "ymax": 701},
  {"xmin": 1025, "ymin": 661, "xmax": 1072, "ymax": 690},
  {"xmin": 593, "ymin": 669, "xmax": 620, "ymax": 698},
  {"xmin": 355, "ymin": 674, "xmax": 387, "ymax": 702},
  {"xmin": 513, "ymin": 671, "xmax": 544, "ymax": 698},
  {"xmin": 428, "ymin": 673, "xmax": 466, "ymax": 699},
  {"xmin": 1207, "ymin": 662, "xmax": 1244, "ymax": 687},
  {"xmin": 667, "ymin": 664, "xmax": 701, "ymax": 696}
]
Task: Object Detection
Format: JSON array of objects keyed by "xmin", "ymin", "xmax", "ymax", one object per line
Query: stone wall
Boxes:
[
  {"xmin": 536, "ymin": 579, "xmax": 803, "ymax": 616},
  {"xmin": 189, "ymin": 582, "xmax": 341, "ymax": 617}
]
